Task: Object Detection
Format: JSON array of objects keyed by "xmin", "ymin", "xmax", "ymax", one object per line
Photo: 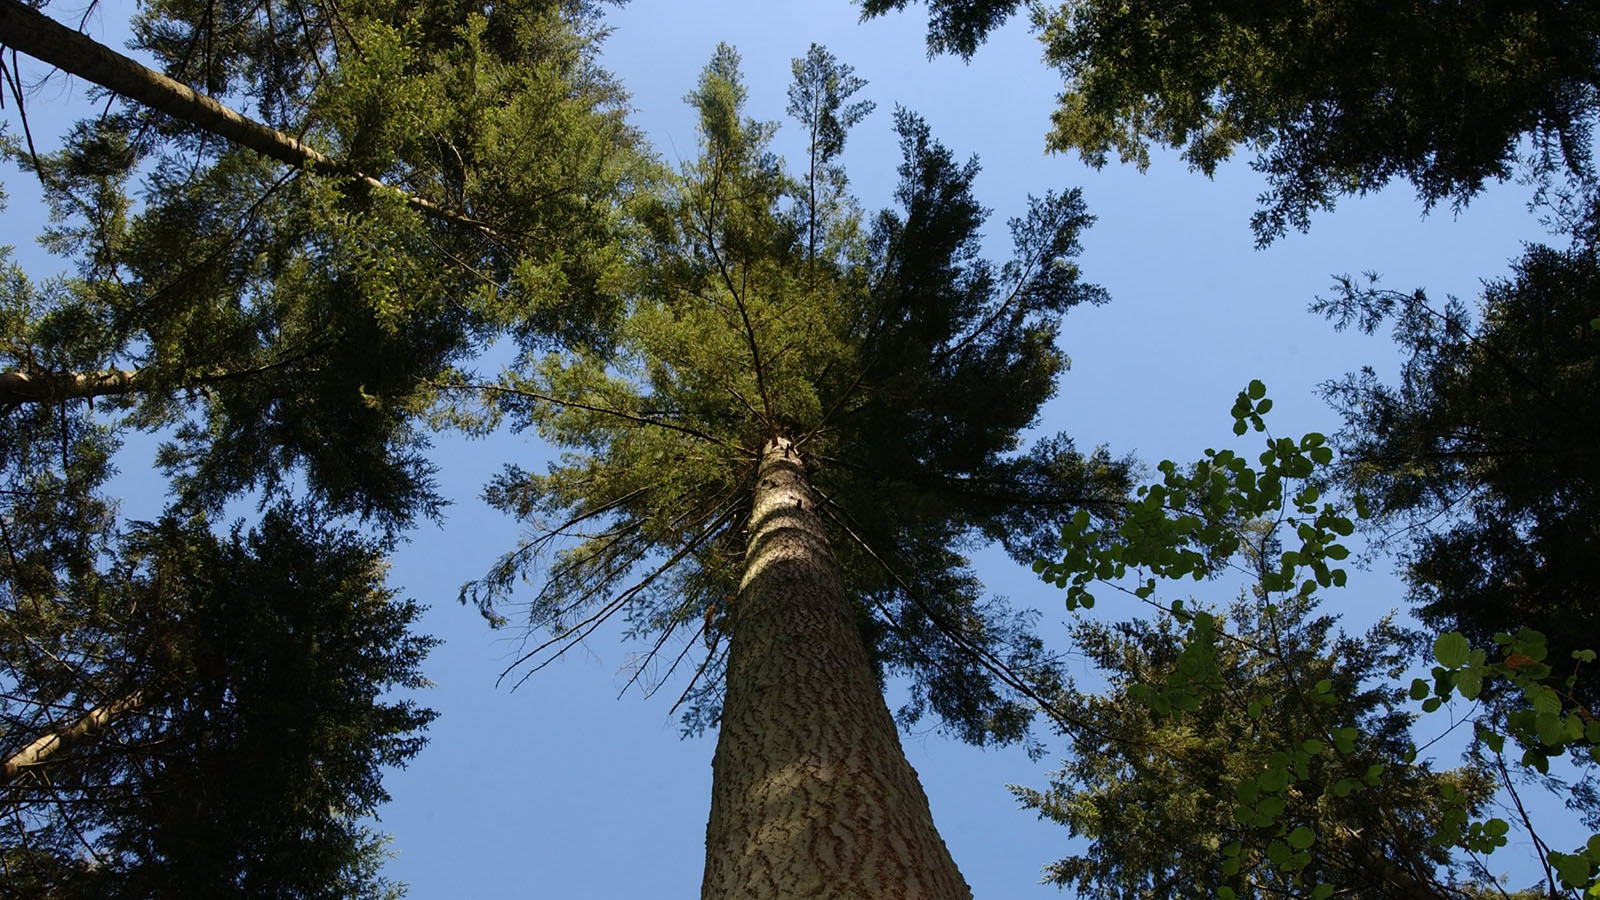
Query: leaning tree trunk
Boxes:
[
  {"xmin": 0, "ymin": 0, "xmax": 497, "ymax": 238},
  {"xmin": 702, "ymin": 437, "xmax": 971, "ymax": 900},
  {"xmin": 0, "ymin": 368, "xmax": 144, "ymax": 408},
  {"xmin": 2, "ymin": 690, "xmax": 145, "ymax": 785}
]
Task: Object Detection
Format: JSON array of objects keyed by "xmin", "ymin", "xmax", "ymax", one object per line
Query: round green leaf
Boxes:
[
  {"xmin": 1433, "ymin": 632, "xmax": 1471, "ymax": 668},
  {"xmin": 1551, "ymin": 851, "xmax": 1590, "ymax": 888},
  {"xmin": 1536, "ymin": 712, "xmax": 1565, "ymax": 746},
  {"xmin": 1259, "ymin": 767, "xmax": 1290, "ymax": 793},
  {"xmin": 1409, "ymin": 678, "xmax": 1430, "ymax": 700}
]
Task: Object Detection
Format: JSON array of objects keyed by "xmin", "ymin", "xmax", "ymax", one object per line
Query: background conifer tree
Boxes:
[
  {"xmin": 0, "ymin": 1, "xmax": 639, "ymax": 892},
  {"xmin": 1318, "ymin": 212, "xmax": 1600, "ymax": 736},
  {"xmin": 1, "ymin": 504, "xmax": 435, "ymax": 899},
  {"xmin": 859, "ymin": 0, "xmax": 1600, "ymax": 242},
  {"xmin": 1018, "ymin": 596, "xmax": 1494, "ymax": 900}
]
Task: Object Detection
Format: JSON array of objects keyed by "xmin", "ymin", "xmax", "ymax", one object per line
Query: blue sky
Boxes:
[{"xmin": 0, "ymin": 2, "xmax": 1558, "ymax": 897}]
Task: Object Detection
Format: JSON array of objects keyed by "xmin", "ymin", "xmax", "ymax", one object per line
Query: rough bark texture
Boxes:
[
  {"xmin": 2, "ymin": 690, "xmax": 144, "ymax": 785},
  {"xmin": 702, "ymin": 437, "xmax": 971, "ymax": 900},
  {"xmin": 0, "ymin": 0, "xmax": 497, "ymax": 236}
]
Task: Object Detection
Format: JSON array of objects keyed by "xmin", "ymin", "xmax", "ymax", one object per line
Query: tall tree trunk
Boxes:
[
  {"xmin": 0, "ymin": 0, "xmax": 498, "ymax": 238},
  {"xmin": 702, "ymin": 437, "xmax": 971, "ymax": 900}
]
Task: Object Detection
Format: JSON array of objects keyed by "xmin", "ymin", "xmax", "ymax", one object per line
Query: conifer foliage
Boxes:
[
  {"xmin": 1, "ymin": 0, "xmax": 637, "ymax": 893},
  {"xmin": 1, "ymin": 502, "xmax": 435, "ymax": 899},
  {"xmin": 1318, "ymin": 215, "xmax": 1600, "ymax": 710},
  {"xmin": 861, "ymin": 0, "xmax": 1600, "ymax": 242},
  {"xmin": 0, "ymin": 0, "xmax": 638, "ymax": 527},
  {"xmin": 471, "ymin": 42, "xmax": 1127, "ymax": 739},
  {"xmin": 1018, "ymin": 598, "xmax": 1492, "ymax": 900}
]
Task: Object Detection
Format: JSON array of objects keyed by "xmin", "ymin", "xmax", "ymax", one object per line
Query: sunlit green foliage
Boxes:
[
  {"xmin": 466, "ymin": 44, "xmax": 1131, "ymax": 746},
  {"xmin": 8, "ymin": 0, "xmax": 640, "ymax": 528},
  {"xmin": 3, "ymin": 1, "xmax": 638, "ymax": 892},
  {"xmin": 787, "ymin": 43, "xmax": 875, "ymax": 266}
]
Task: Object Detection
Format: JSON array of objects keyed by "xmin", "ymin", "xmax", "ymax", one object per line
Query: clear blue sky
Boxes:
[{"xmin": 1, "ymin": 2, "xmax": 1553, "ymax": 897}]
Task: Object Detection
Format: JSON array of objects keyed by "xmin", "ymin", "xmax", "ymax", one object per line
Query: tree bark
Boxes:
[
  {"xmin": 702, "ymin": 436, "xmax": 971, "ymax": 900},
  {"xmin": 0, "ymin": 0, "xmax": 499, "ymax": 238},
  {"xmin": 2, "ymin": 690, "xmax": 144, "ymax": 785},
  {"xmin": 0, "ymin": 367, "xmax": 143, "ymax": 407}
]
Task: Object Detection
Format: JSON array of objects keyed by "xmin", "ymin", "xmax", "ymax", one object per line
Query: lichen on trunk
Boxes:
[{"xmin": 701, "ymin": 437, "xmax": 972, "ymax": 900}]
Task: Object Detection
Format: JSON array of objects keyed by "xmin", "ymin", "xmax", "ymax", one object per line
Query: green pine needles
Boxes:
[{"xmin": 464, "ymin": 43, "xmax": 1131, "ymax": 744}]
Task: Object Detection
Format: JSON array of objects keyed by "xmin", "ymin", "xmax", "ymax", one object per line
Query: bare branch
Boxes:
[
  {"xmin": 697, "ymin": 157, "xmax": 776, "ymax": 431},
  {"xmin": 501, "ymin": 502, "xmax": 742, "ymax": 690},
  {"xmin": 812, "ymin": 484, "xmax": 1128, "ymax": 747},
  {"xmin": 0, "ymin": 368, "xmax": 143, "ymax": 408},
  {"xmin": 454, "ymin": 380, "xmax": 745, "ymax": 453}
]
